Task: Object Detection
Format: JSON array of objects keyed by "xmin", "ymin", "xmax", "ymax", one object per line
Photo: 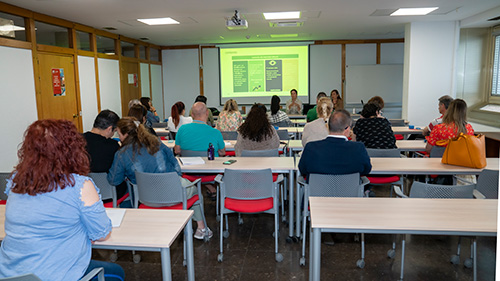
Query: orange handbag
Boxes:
[{"xmin": 436, "ymin": 133, "xmax": 486, "ymax": 169}]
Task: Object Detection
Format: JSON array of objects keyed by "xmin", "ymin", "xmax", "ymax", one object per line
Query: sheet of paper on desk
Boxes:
[
  {"xmin": 179, "ymin": 157, "xmax": 205, "ymax": 165},
  {"xmin": 105, "ymin": 209, "xmax": 126, "ymax": 228}
]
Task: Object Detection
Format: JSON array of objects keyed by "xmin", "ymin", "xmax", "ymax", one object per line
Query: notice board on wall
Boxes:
[{"xmin": 345, "ymin": 64, "xmax": 403, "ymax": 104}]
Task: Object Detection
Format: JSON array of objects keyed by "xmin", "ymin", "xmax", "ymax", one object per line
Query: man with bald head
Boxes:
[
  {"xmin": 175, "ymin": 101, "xmax": 225, "ymax": 156},
  {"xmin": 299, "ymin": 109, "xmax": 371, "ymax": 181}
]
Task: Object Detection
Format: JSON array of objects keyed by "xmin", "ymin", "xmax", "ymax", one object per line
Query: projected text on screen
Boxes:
[{"xmin": 220, "ymin": 46, "xmax": 308, "ymax": 100}]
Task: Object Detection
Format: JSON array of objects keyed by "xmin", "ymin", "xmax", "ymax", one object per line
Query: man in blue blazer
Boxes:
[{"xmin": 298, "ymin": 109, "xmax": 372, "ymax": 181}]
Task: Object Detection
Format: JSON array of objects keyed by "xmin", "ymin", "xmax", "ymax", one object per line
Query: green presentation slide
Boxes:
[{"xmin": 220, "ymin": 46, "xmax": 308, "ymax": 101}]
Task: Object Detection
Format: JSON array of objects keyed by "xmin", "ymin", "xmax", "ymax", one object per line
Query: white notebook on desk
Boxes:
[
  {"xmin": 105, "ymin": 209, "xmax": 126, "ymax": 228},
  {"xmin": 179, "ymin": 157, "xmax": 205, "ymax": 165}
]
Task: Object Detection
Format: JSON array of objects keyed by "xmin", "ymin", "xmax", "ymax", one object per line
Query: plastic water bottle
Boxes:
[{"xmin": 207, "ymin": 143, "xmax": 215, "ymax": 160}]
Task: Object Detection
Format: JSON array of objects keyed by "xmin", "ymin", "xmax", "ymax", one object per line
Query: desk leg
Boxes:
[
  {"xmin": 160, "ymin": 248, "xmax": 171, "ymax": 281},
  {"xmin": 473, "ymin": 238, "xmax": 477, "ymax": 281},
  {"xmin": 184, "ymin": 219, "xmax": 195, "ymax": 281},
  {"xmin": 295, "ymin": 170, "xmax": 301, "ymax": 239},
  {"xmin": 288, "ymin": 170, "xmax": 295, "ymax": 238},
  {"xmin": 311, "ymin": 228, "xmax": 321, "ymax": 281}
]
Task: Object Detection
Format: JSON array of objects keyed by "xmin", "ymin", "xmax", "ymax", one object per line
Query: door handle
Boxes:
[{"xmin": 73, "ymin": 114, "xmax": 78, "ymax": 118}]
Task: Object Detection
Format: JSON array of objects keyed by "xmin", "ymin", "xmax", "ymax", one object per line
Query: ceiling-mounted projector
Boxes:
[{"xmin": 226, "ymin": 10, "xmax": 248, "ymax": 30}]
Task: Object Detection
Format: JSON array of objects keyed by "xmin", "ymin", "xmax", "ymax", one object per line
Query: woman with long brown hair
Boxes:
[
  {"xmin": 425, "ymin": 99, "xmax": 474, "ymax": 152},
  {"xmin": 108, "ymin": 117, "xmax": 212, "ymax": 240},
  {"xmin": 0, "ymin": 119, "xmax": 124, "ymax": 280},
  {"xmin": 167, "ymin": 101, "xmax": 192, "ymax": 136},
  {"xmin": 235, "ymin": 103, "xmax": 280, "ymax": 156}
]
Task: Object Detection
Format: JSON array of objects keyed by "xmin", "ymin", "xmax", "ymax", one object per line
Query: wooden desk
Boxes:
[
  {"xmin": 391, "ymin": 126, "xmax": 423, "ymax": 135},
  {"xmin": 291, "ymin": 119, "xmax": 307, "ymax": 127},
  {"xmin": 0, "ymin": 206, "xmax": 195, "ymax": 281},
  {"xmin": 309, "ymin": 197, "xmax": 498, "ymax": 281},
  {"xmin": 179, "ymin": 156, "xmax": 298, "ymax": 238}
]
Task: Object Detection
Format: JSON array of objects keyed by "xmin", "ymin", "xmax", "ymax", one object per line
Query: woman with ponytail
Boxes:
[
  {"xmin": 167, "ymin": 101, "xmax": 192, "ymax": 137},
  {"xmin": 108, "ymin": 117, "xmax": 212, "ymax": 239},
  {"xmin": 301, "ymin": 97, "xmax": 334, "ymax": 146}
]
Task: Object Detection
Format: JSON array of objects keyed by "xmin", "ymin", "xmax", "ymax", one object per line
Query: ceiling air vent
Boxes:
[{"xmin": 269, "ymin": 20, "xmax": 304, "ymax": 28}]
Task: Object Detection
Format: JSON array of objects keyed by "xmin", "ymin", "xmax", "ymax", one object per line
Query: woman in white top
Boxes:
[
  {"xmin": 167, "ymin": 101, "xmax": 193, "ymax": 135},
  {"xmin": 301, "ymin": 97, "xmax": 333, "ymax": 146},
  {"xmin": 285, "ymin": 89, "xmax": 302, "ymax": 115}
]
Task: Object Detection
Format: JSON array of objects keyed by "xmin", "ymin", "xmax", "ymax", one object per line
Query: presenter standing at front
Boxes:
[{"xmin": 286, "ymin": 89, "xmax": 302, "ymax": 115}]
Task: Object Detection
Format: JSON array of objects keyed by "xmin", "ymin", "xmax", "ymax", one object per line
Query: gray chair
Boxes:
[
  {"xmin": 0, "ymin": 267, "xmax": 104, "ymax": 281},
  {"xmin": 152, "ymin": 122, "xmax": 167, "ymax": 128},
  {"xmin": 0, "ymin": 173, "xmax": 10, "ymax": 203},
  {"xmin": 134, "ymin": 171, "xmax": 207, "ymax": 243},
  {"xmin": 273, "ymin": 120, "xmax": 293, "ymax": 127},
  {"xmin": 89, "ymin": 172, "xmax": 131, "ymax": 208},
  {"xmin": 298, "ymin": 173, "xmax": 370, "ymax": 268},
  {"xmin": 389, "ymin": 119, "xmax": 406, "ymax": 126},
  {"xmin": 429, "ymin": 146, "xmax": 446, "ymax": 158},
  {"xmin": 366, "ymin": 148, "xmax": 404, "ymax": 196},
  {"xmin": 393, "ymin": 181, "xmax": 475, "ymax": 281},
  {"xmin": 221, "ymin": 131, "xmax": 238, "ymax": 140},
  {"xmin": 215, "ymin": 169, "xmax": 283, "ymax": 262},
  {"xmin": 276, "ymin": 129, "xmax": 291, "ymax": 140},
  {"xmin": 473, "ymin": 169, "xmax": 499, "ymax": 199},
  {"xmin": 180, "ymin": 149, "xmax": 206, "ymax": 157},
  {"xmin": 241, "ymin": 148, "xmax": 286, "ymax": 222}
]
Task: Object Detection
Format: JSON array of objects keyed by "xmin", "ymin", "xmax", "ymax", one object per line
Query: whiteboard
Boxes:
[{"xmin": 345, "ymin": 64, "xmax": 403, "ymax": 104}]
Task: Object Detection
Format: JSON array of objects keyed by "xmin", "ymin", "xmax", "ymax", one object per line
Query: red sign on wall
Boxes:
[{"xmin": 52, "ymin": 68, "xmax": 66, "ymax": 96}]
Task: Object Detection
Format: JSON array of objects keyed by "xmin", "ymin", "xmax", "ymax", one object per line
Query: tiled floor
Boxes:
[{"xmin": 92, "ymin": 184, "xmax": 497, "ymax": 281}]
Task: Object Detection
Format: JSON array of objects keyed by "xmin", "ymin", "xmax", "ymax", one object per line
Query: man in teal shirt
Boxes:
[
  {"xmin": 175, "ymin": 101, "xmax": 226, "ymax": 157},
  {"xmin": 306, "ymin": 92, "xmax": 327, "ymax": 122}
]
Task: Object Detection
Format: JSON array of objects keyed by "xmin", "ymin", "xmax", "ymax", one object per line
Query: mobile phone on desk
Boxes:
[{"xmin": 223, "ymin": 159, "xmax": 237, "ymax": 165}]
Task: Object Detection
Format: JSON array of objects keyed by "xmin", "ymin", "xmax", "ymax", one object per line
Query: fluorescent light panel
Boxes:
[
  {"xmin": 137, "ymin": 17, "xmax": 179, "ymax": 25},
  {"xmin": 263, "ymin": 11, "xmax": 301, "ymax": 20},
  {"xmin": 391, "ymin": 7, "xmax": 438, "ymax": 16},
  {"xmin": 0, "ymin": 25, "xmax": 25, "ymax": 32}
]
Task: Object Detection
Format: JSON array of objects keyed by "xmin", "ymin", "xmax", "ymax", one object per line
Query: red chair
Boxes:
[
  {"xmin": 365, "ymin": 148, "xmax": 404, "ymax": 196},
  {"xmin": 0, "ymin": 173, "xmax": 9, "ymax": 205},
  {"xmin": 215, "ymin": 169, "xmax": 283, "ymax": 262}
]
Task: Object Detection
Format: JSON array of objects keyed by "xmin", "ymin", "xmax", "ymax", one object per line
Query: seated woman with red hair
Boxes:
[{"xmin": 0, "ymin": 119, "xmax": 124, "ymax": 281}]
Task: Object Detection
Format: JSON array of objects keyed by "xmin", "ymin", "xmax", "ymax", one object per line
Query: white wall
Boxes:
[
  {"xmin": 0, "ymin": 46, "xmax": 38, "ymax": 172},
  {"xmin": 78, "ymin": 56, "xmax": 98, "ymax": 132},
  {"xmin": 162, "ymin": 49, "xmax": 201, "ymax": 116},
  {"xmin": 97, "ymin": 58, "xmax": 122, "ymax": 116},
  {"xmin": 309, "ymin": 44, "xmax": 342, "ymax": 104},
  {"xmin": 140, "ymin": 63, "xmax": 151, "ymax": 98},
  {"xmin": 403, "ymin": 21, "xmax": 460, "ymax": 126},
  {"xmin": 150, "ymin": 64, "xmax": 164, "ymax": 120},
  {"xmin": 202, "ymin": 48, "xmax": 220, "ymax": 107}
]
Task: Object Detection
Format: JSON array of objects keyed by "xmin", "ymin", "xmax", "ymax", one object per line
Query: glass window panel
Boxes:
[
  {"xmin": 139, "ymin": 45, "xmax": 147, "ymax": 60},
  {"xmin": 35, "ymin": 21, "xmax": 69, "ymax": 47},
  {"xmin": 121, "ymin": 41, "xmax": 135, "ymax": 57},
  {"xmin": 150, "ymin": 48, "xmax": 160, "ymax": 61},
  {"xmin": 76, "ymin": 30, "xmax": 91, "ymax": 51},
  {"xmin": 0, "ymin": 11, "xmax": 27, "ymax": 41},
  {"xmin": 96, "ymin": 35, "xmax": 115, "ymax": 54},
  {"xmin": 491, "ymin": 35, "xmax": 500, "ymax": 96}
]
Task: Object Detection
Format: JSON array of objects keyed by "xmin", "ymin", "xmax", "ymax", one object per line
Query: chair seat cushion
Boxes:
[
  {"xmin": 182, "ymin": 174, "xmax": 217, "ymax": 183},
  {"xmin": 103, "ymin": 193, "xmax": 130, "ymax": 208},
  {"xmin": 224, "ymin": 197, "xmax": 273, "ymax": 213},
  {"xmin": 0, "ymin": 200, "xmax": 6, "ymax": 205},
  {"xmin": 272, "ymin": 173, "xmax": 279, "ymax": 182},
  {"xmin": 139, "ymin": 194, "xmax": 199, "ymax": 210},
  {"xmin": 395, "ymin": 134, "xmax": 404, "ymax": 140},
  {"xmin": 367, "ymin": 175, "xmax": 400, "ymax": 184},
  {"xmin": 225, "ymin": 151, "xmax": 236, "ymax": 156}
]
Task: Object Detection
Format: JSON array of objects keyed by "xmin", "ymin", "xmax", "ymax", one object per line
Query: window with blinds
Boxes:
[{"xmin": 492, "ymin": 35, "xmax": 500, "ymax": 96}]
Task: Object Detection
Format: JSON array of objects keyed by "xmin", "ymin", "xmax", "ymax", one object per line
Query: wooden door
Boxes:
[
  {"xmin": 120, "ymin": 60, "xmax": 141, "ymax": 115},
  {"xmin": 37, "ymin": 53, "xmax": 81, "ymax": 130}
]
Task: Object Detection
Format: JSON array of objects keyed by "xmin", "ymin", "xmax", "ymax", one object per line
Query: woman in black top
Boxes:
[{"xmin": 353, "ymin": 103, "xmax": 396, "ymax": 149}]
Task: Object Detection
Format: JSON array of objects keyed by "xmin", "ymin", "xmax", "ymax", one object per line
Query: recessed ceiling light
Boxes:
[
  {"xmin": 263, "ymin": 11, "xmax": 301, "ymax": 20},
  {"xmin": 390, "ymin": 7, "xmax": 438, "ymax": 16},
  {"xmin": 137, "ymin": 17, "xmax": 180, "ymax": 25},
  {"xmin": 270, "ymin": 33, "xmax": 299, "ymax": 38}
]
